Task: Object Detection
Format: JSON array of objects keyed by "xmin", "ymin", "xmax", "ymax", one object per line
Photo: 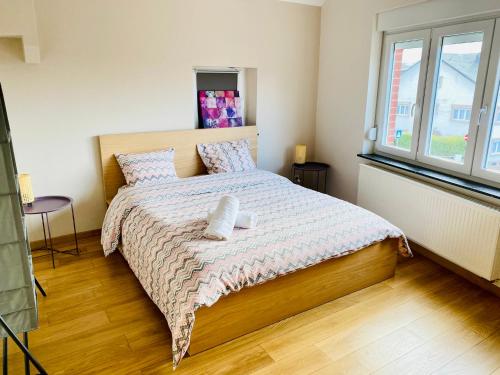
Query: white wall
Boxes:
[
  {"xmin": 0, "ymin": 0, "xmax": 320, "ymax": 241},
  {"xmin": 315, "ymin": 0, "xmax": 424, "ymax": 203}
]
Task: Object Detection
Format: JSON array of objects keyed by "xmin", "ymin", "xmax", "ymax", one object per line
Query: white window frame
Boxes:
[
  {"xmin": 375, "ymin": 30, "xmax": 431, "ymax": 159},
  {"xmin": 374, "ymin": 17, "xmax": 500, "ymax": 185},
  {"xmin": 472, "ymin": 18, "xmax": 500, "ymax": 183},
  {"xmin": 416, "ymin": 20, "xmax": 495, "ymax": 175}
]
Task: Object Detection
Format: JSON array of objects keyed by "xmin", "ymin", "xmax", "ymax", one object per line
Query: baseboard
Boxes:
[
  {"xmin": 30, "ymin": 229, "xmax": 101, "ymax": 250},
  {"xmin": 410, "ymin": 241, "xmax": 500, "ymax": 298}
]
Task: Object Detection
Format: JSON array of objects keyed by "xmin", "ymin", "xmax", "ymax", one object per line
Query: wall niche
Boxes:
[{"xmin": 193, "ymin": 66, "xmax": 257, "ymax": 129}]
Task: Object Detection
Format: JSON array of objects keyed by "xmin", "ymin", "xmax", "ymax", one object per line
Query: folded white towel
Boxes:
[
  {"xmin": 204, "ymin": 195, "xmax": 240, "ymax": 240},
  {"xmin": 207, "ymin": 209, "xmax": 257, "ymax": 229}
]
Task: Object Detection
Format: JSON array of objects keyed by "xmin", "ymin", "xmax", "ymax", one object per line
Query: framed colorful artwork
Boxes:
[{"xmin": 198, "ymin": 90, "xmax": 243, "ymax": 128}]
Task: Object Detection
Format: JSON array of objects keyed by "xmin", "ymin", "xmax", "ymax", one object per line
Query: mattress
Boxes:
[{"xmin": 101, "ymin": 169, "xmax": 409, "ymax": 367}]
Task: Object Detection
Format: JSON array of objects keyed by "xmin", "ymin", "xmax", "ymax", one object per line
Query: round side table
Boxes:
[
  {"xmin": 291, "ymin": 162, "xmax": 329, "ymax": 193},
  {"xmin": 23, "ymin": 196, "xmax": 79, "ymax": 268}
]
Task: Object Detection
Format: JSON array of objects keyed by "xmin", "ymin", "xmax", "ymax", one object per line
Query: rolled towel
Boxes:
[
  {"xmin": 204, "ymin": 195, "xmax": 240, "ymax": 240},
  {"xmin": 207, "ymin": 209, "xmax": 257, "ymax": 229}
]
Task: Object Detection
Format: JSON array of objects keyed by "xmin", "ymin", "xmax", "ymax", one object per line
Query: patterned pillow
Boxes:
[
  {"xmin": 115, "ymin": 149, "xmax": 177, "ymax": 186},
  {"xmin": 197, "ymin": 139, "xmax": 256, "ymax": 174}
]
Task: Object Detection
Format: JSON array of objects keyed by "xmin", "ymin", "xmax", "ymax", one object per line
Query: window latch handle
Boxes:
[
  {"xmin": 411, "ymin": 103, "xmax": 416, "ymax": 117},
  {"xmin": 477, "ymin": 106, "xmax": 488, "ymax": 126}
]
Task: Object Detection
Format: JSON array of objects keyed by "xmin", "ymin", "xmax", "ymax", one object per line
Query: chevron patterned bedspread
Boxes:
[{"xmin": 101, "ymin": 169, "xmax": 410, "ymax": 368}]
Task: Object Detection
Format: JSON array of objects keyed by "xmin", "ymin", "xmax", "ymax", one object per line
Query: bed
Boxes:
[{"xmin": 98, "ymin": 126, "xmax": 409, "ymax": 368}]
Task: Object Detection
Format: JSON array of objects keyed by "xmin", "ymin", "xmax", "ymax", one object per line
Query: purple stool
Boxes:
[{"xmin": 23, "ymin": 196, "xmax": 79, "ymax": 268}]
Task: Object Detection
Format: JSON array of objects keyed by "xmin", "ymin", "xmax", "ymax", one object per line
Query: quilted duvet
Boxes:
[{"xmin": 101, "ymin": 170, "xmax": 410, "ymax": 368}]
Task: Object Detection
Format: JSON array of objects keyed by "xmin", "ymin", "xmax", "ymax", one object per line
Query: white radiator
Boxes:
[{"xmin": 357, "ymin": 164, "xmax": 500, "ymax": 281}]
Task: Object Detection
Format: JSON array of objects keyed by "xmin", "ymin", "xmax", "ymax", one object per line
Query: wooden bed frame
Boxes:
[
  {"xmin": 99, "ymin": 126, "xmax": 258, "ymax": 204},
  {"xmin": 98, "ymin": 126, "xmax": 398, "ymax": 356}
]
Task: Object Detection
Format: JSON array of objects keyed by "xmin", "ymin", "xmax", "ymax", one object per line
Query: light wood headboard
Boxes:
[{"xmin": 98, "ymin": 126, "xmax": 258, "ymax": 203}]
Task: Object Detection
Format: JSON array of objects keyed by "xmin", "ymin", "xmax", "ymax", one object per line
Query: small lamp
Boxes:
[
  {"xmin": 19, "ymin": 173, "xmax": 35, "ymax": 206},
  {"xmin": 294, "ymin": 144, "xmax": 307, "ymax": 164}
]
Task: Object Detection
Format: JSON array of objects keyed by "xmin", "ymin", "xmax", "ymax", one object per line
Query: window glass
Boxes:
[
  {"xmin": 376, "ymin": 20, "xmax": 499, "ymax": 183},
  {"xmin": 426, "ymin": 32, "xmax": 484, "ymax": 164},
  {"xmin": 484, "ymin": 85, "xmax": 500, "ymax": 172},
  {"xmin": 383, "ymin": 40, "xmax": 424, "ymax": 151}
]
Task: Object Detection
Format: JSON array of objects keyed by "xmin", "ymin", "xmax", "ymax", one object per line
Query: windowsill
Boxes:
[{"xmin": 357, "ymin": 153, "xmax": 500, "ymax": 200}]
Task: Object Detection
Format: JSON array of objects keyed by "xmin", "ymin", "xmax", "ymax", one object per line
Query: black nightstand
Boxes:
[{"xmin": 291, "ymin": 162, "xmax": 329, "ymax": 193}]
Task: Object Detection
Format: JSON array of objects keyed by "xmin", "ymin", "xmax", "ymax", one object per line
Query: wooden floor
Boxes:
[{"xmin": 2, "ymin": 235, "xmax": 500, "ymax": 375}]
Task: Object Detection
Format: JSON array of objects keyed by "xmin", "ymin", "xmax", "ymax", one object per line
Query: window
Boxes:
[
  {"xmin": 377, "ymin": 18, "xmax": 500, "ymax": 183},
  {"xmin": 418, "ymin": 24, "xmax": 490, "ymax": 171},
  {"xmin": 376, "ymin": 30, "xmax": 430, "ymax": 158},
  {"xmin": 451, "ymin": 106, "xmax": 472, "ymax": 122},
  {"xmin": 475, "ymin": 76, "xmax": 500, "ymax": 177},
  {"xmin": 396, "ymin": 103, "xmax": 411, "ymax": 116}
]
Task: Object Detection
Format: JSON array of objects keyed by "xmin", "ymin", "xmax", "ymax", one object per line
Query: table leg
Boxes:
[
  {"xmin": 70, "ymin": 203, "xmax": 79, "ymax": 256},
  {"xmin": 292, "ymin": 166, "xmax": 299, "ymax": 184},
  {"xmin": 324, "ymin": 169, "xmax": 328, "ymax": 193},
  {"xmin": 45, "ymin": 213, "xmax": 55, "ymax": 269},
  {"xmin": 40, "ymin": 214, "xmax": 48, "ymax": 251},
  {"xmin": 23, "ymin": 333, "xmax": 30, "ymax": 375}
]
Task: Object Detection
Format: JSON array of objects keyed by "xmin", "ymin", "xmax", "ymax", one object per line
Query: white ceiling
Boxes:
[{"xmin": 279, "ymin": 0, "xmax": 326, "ymax": 7}]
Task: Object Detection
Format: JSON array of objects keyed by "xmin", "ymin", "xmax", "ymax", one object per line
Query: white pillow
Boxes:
[
  {"xmin": 115, "ymin": 149, "xmax": 177, "ymax": 186},
  {"xmin": 197, "ymin": 139, "xmax": 256, "ymax": 174}
]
